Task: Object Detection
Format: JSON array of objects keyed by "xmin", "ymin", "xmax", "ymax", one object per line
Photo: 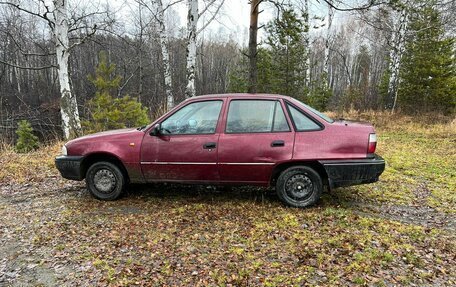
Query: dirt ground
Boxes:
[{"xmin": 1, "ymin": 180, "xmax": 455, "ymax": 286}]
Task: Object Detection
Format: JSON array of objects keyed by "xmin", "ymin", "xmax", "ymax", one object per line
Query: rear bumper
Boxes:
[
  {"xmin": 319, "ymin": 155, "xmax": 385, "ymax": 188},
  {"xmin": 55, "ymin": 155, "xmax": 84, "ymax": 181}
]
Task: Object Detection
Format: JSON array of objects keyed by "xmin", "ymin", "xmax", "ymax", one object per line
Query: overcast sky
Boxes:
[
  {"xmin": 108, "ymin": 0, "xmax": 337, "ymax": 45},
  {"xmin": 190, "ymin": 0, "xmax": 349, "ymax": 44},
  {"xmin": 175, "ymin": 0, "xmax": 333, "ymax": 43}
]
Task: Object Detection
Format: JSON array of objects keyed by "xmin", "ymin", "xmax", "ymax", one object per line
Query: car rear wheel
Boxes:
[
  {"xmin": 276, "ymin": 166, "xmax": 322, "ymax": 208},
  {"xmin": 86, "ymin": 161, "xmax": 125, "ymax": 200}
]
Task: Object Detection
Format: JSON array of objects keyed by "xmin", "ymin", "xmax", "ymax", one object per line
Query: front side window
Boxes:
[
  {"xmin": 161, "ymin": 101, "xmax": 222, "ymax": 134},
  {"xmin": 226, "ymin": 100, "xmax": 290, "ymax": 133},
  {"xmin": 287, "ymin": 105, "xmax": 321, "ymax": 131}
]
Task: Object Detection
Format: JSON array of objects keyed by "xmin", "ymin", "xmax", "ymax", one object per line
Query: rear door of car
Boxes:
[{"xmin": 217, "ymin": 98, "xmax": 294, "ymax": 184}]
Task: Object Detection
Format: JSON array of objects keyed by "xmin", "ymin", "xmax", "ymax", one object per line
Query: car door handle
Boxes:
[
  {"xmin": 203, "ymin": 142, "xmax": 217, "ymax": 149},
  {"xmin": 271, "ymin": 140, "xmax": 285, "ymax": 147}
]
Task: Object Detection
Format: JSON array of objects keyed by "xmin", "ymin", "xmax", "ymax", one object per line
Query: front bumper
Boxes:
[
  {"xmin": 319, "ymin": 155, "xmax": 385, "ymax": 188},
  {"xmin": 55, "ymin": 155, "xmax": 84, "ymax": 181}
]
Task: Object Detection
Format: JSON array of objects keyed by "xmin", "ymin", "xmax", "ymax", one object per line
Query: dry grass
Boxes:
[
  {"xmin": 326, "ymin": 109, "xmax": 455, "ymax": 131},
  {"xmin": 0, "ymin": 142, "xmax": 63, "ymax": 184}
]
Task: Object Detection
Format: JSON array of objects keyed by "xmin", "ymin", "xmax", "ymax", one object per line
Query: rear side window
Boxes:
[
  {"xmin": 287, "ymin": 105, "xmax": 321, "ymax": 131},
  {"xmin": 226, "ymin": 100, "xmax": 290, "ymax": 133}
]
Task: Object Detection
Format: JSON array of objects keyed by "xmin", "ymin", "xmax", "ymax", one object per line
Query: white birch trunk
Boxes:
[
  {"xmin": 154, "ymin": 0, "xmax": 174, "ymax": 110},
  {"xmin": 387, "ymin": 8, "xmax": 408, "ymax": 112},
  {"xmin": 303, "ymin": 0, "xmax": 310, "ymax": 90},
  {"xmin": 324, "ymin": 3, "xmax": 334, "ymax": 86},
  {"xmin": 53, "ymin": 0, "xmax": 81, "ymax": 139},
  {"xmin": 185, "ymin": 0, "xmax": 198, "ymax": 98},
  {"xmin": 14, "ymin": 65, "xmax": 21, "ymax": 93}
]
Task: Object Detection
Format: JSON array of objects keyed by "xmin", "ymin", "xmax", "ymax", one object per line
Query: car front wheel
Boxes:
[
  {"xmin": 276, "ymin": 166, "xmax": 322, "ymax": 208},
  {"xmin": 86, "ymin": 161, "xmax": 125, "ymax": 200}
]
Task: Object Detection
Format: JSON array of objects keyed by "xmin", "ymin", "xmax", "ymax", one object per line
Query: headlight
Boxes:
[{"xmin": 61, "ymin": 145, "xmax": 67, "ymax": 156}]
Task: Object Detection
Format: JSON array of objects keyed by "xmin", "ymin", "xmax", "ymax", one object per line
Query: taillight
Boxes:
[{"xmin": 368, "ymin": 133, "xmax": 377, "ymax": 154}]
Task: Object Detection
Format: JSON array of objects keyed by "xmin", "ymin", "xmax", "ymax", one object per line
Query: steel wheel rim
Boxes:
[
  {"xmin": 284, "ymin": 173, "xmax": 313, "ymax": 201},
  {"xmin": 93, "ymin": 169, "xmax": 117, "ymax": 194}
]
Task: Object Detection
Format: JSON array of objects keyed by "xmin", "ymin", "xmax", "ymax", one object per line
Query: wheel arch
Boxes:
[
  {"xmin": 81, "ymin": 152, "xmax": 129, "ymax": 182},
  {"xmin": 270, "ymin": 161, "xmax": 329, "ymax": 186}
]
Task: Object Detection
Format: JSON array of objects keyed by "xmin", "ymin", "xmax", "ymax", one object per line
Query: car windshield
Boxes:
[{"xmin": 290, "ymin": 98, "xmax": 334, "ymax": 123}]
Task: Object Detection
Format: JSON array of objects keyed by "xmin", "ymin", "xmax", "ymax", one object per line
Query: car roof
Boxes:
[{"xmin": 189, "ymin": 93, "xmax": 294, "ymax": 101}]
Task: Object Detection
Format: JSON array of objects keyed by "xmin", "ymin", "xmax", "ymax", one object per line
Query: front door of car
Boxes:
[
  {"xmin": 141, "ymin": 100, "xmax": 224, "ymax": 182},
  {"xmin": 217, "ymin": 99, "xmax": 294, "ymax": 183}
]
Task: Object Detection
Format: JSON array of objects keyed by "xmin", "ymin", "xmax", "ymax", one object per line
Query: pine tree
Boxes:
[
  {"xmin": 264, "ymin": 9, "xmax": 308, "ymax": 98},
  {"xmin": 257, "ymin": 48, "xmax": 275, "ymax": 93},
  {"xmin": 229, "ymin": 8, "xmax": 325, "ymax": 108},
  {"xmin": 15, "ymin": 120, "xmax": 39, "ymax": 153},
  {"xmin": 227, "ymin": 49, "xmax": 249, "ymax": 93},
  {"xmin": 83, "ymin": 52, "xmax": 150, "ymax": 133},
  {"xmin": 228, "ymin": 48, "xmax": 274, "ymax": 94},
  {"xmin": 398, "ymin": 2, "xmax": 455, "ymax": 114}
]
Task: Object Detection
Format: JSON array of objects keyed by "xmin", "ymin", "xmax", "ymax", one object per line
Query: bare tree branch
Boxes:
[
  {"xmin": 0, "ymin": 1, "xmax": 54, "ymax": 28},
  {"xmin": 68, "ymin": 25, "xmax": 97, "ymax": 51},
  {"xmin": 197, "ymin": 0, "xmax": 225, "ymax": 34},
  {"xmin": 198, "ymin": 0, "xmax": 216, "ymax": 17},
  {"xmin": 163, "ymin": 0, "xmax": 185, "ymax": 12},
  {"xmin": 68, "ymin": 10, "xmax": 108, "ymax": 30},
  {"xmin": 4, "ymin": 31, "xmax": 56, "ymax": 57},
  {"xmin": 321, "ymin": 0, "xmax": 389, "ymax": 12},
  {"xmin": 0, "ymin": 59, "xmax": 56, "ymax": 70},
  {"xmin": 118, "ymin": 66, "xmax": 140, "ymax": 97}
]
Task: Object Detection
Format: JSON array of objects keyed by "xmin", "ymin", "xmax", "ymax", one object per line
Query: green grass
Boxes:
[{"xmin": 332, "ymin": 117, "xmax": 456, "ymax": 213}]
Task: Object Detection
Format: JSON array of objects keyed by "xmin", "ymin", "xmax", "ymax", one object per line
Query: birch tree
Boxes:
[
  {"xmin": 135, "ymin": 0, "xmax": 183, "ymax": 110},
  {"xmin": 54, "ymin": 0, "xmax": 81, "ymax": 139},
  {"xmin": 0, "ymin": 0, "xmax": 107, "ymax": 139},
  {"xmin": 185, "ymin": 0, "xmax": 224, "ymax": 98},
  {"xmin": 185, "ymin": 0, "xmax": 198, "ymax": 98},
  {"xmin": 302, "ymin": 0, "xmax": 310, "ymax": 88},
  {"xmin": 386, "ymin": 5, "xmax": 409, "ymax": 112},
  {"xmin": 154, "ymin": 0, "xmax": 174, "ymax": 110},
  {"xmin": 323, "ymin": 2, "xmax": 334, "ymax": 85}
]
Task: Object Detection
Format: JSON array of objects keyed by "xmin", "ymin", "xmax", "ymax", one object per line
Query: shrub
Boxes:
[{"xmin": 15, "ymin": 120, "xmax": 39, "ymax": 153}]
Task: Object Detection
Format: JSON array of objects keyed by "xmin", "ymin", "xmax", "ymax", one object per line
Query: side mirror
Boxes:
[{"xmin": 150, "ymin": 124, "xmax": 161, "ymax": 136}]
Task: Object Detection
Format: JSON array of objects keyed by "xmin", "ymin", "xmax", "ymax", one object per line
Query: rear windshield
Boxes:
[{"xmin": 290, "ymin": 98, "xmax": 334, "ymax": 123}]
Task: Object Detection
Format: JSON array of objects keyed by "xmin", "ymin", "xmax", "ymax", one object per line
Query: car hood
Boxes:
[{"xmin": 66, "ymin": 128, "xmax": 143, "ymax": 145}]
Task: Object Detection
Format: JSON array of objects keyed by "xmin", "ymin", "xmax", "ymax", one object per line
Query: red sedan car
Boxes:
[{"xmin": 56, "ymin": 94, "xmax": 385, "ymax": 207}]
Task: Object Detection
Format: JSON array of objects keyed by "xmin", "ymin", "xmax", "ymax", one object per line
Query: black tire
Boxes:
[
  {"xmin": 86, "ymin": 161, "xmax": 125, "ymax": 200},
  {"xmin": 276, "ymin": 166, "xmax": 322, "ymax": 208}
]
